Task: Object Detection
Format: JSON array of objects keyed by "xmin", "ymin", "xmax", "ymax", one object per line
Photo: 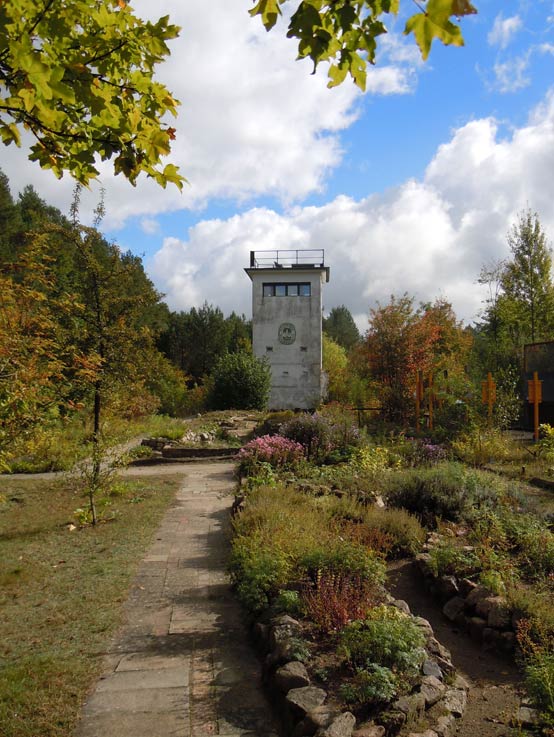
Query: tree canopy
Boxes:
[
  {"xmin": 0, "ymin": 0, "xmax": 183, "ymax": 188},
  {"xmin": 501, "ymin": 210, "xmax": 554, "ymax": 344},
  {"xmin": 251, "ymin": 0, "xmax": 478, "ymax": 90},
  {"xmin": 323, "ymin": 305, "xmax": 360, "ymax": 350},
  {"xmin": 1, "ymin": 1, "xmax": 479, "ymax": 185},
  {"xmin": 473, "ymin": 210, "xmax": 554, "ymax": 376}
]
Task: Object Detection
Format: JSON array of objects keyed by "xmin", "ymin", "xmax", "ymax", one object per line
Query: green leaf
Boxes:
[
  {"xmin": 404, "ymin": 0, "xmax": 465, "ymax": 60},
  {"xmin": 0, "ymin": 0, "xmax": 184, "ymax": 188},
  {"xmin": 0, "ymin": 123, "xmax": 21, "ymax": 146},
  {"xmin": 249, "ymin": 0, "xmax": 282, "ymax": 30},
  {"xmin": 328, "ymin": 63, "xmax": 348, "ymax": 88}
]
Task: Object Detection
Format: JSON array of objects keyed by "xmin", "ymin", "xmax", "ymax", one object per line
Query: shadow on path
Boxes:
[{"xmin": 74, "ymin": 461, "xmax": 280, "ymax": 737}]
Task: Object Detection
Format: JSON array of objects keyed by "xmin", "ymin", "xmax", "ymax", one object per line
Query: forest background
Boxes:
[{"xmin": 2, "ymin": 166, "xmax": 553, "ymax": 473}]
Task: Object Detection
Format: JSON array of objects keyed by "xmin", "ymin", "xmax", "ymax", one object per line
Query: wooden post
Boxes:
[
  {"xmin": 528, "ymin": 371, "xmax": 542, "ymax": 441},
  {"xmin": 428, "ymin": 373, "xmax": 434, "ymax": 431},
  {"xmin": 481, "ymin": 372, "xmax": 496, "ymax": 426}
]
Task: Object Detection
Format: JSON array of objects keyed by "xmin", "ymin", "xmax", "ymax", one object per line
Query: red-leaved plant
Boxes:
[{"xmin": 302, "ymin": 570, "xmax": 379, "ymax": 633}]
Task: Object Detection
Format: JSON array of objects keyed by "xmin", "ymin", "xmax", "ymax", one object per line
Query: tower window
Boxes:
[{"xmin": 262, "ymin": 282, "xmax": 311, "ymax": 297}]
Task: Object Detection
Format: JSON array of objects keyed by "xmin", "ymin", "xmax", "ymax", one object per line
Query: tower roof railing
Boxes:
[{"xmin": 249, "ymin": 249, "xmax": 325, "ymax": 269}]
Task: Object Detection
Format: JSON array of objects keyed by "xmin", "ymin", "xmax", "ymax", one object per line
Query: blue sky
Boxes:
[{"xmin": 4, "ymin": 1, "xmax": 554, "ymax": 329}]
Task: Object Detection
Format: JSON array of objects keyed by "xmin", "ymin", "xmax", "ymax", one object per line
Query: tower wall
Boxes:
[{"xmin": 246, "ymin": 266, "xmax": 328, "ymax": 410}]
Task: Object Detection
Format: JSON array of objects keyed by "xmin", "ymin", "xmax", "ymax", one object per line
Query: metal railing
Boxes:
[{"xmin": 249, "ymin": 249, "xmax": 325, "ymax": 269}]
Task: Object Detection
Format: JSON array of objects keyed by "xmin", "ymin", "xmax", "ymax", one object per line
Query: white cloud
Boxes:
[
  {"xmin": 488, "ymin": 14, "xmax": 522, "ymax": 49},
  {"xmin": 140, "ymin": 218, "xmax": 161, "ymax": 235},
  {"xmin": 490, "ymin": 56, "xmax": 530, "ymax": 93},
  {"xmin": 150, "ymin": 90, "xmax": 554, "ymax": 328},
  {"xmin": 0, "ymin": 1, "xmax": 420, "ymax": 230}
]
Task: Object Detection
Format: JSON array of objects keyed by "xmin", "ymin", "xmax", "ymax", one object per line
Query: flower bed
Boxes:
[{"xmin": 230, "ymin": 483, "xmax": 468, "ymax": 736}]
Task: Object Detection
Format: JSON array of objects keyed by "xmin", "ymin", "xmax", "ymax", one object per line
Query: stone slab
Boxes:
[
  {"xmin": 75, "ymin": 710, "xmax": 190, "ymax": 737},
  {"xmin": 82, "ymin": 686, "xmax": 188, "ymax": 716},
  {"xmin": 95, "ymin": 666, "xmax": 189, "ymax": 691}
]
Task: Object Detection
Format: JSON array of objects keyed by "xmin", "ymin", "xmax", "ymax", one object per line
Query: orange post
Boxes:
[
  {"xmin": 481, "ymin": 372, "xmax": 496, "ymax": 426},
  {"xmin": 528, "ymin": 371, "xmax": 542, "ymax": 441}
]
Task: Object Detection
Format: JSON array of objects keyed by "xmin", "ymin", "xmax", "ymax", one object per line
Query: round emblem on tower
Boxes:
[{"xmin": 278, "ymin": 322, "xmax": 296, "ymax": 345}]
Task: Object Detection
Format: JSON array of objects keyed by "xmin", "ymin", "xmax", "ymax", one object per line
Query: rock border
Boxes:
[
  {"xmin": 249, "ymin": 602, "xmax": 469, "ymax": 737},
  {"xmin": 415, "ymin": 533, "xmax": 519, "ymax": 657}
]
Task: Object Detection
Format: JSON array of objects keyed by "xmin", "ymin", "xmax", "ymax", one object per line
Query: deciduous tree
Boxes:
[
  {"xmin": 500, "ymin": 209, "xmax": 554, "ymax": 344},
  {"xmin": 364, "ymin": 295, "xmax": 470, "ymax": 423},
  {"xmin": 0, "ymin": 0, "xmax": 183, "ymax": 187},
  {"xmin": 0, "ymin": 239, "xmax": 67, "ymax": 469},
  {"xmin": 251, "ymin": 0, "xmax": 477, "ymax": 90},
  {"xmin": 323, "ymin": 334, "xmax": 349, "ymax": 402}
]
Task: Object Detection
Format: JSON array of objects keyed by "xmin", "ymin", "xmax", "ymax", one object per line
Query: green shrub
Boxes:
[
  {"xmin": 273, "ymin": 589, "xmax": 305, "ymax": 617},
  {"xmin": 516, "ymin": 528, "xmax": 554, "ymax": 578},
  {"xmin": 254, "ymin": 411, "xmax": 295, "ymax": 437},
  {"xmin": 427, "ymin": 540, "xmax": 480, "ymax": 578},
  {"xmin": 340, "ymin": 665, "xmax": 398, "ymax": 705},
  {"xmin": 394, "ymin": 438, "xmax": 449, "ymax": 467},
  {"xmin": 339, "ymin": 605, "xmax": 425, "ymax": 674},
  {"xmin": 240, "ymin": 461, "xmax": 277, "ymax": 492},
  {"xmin": 210, "ymin": 352, "xmax": 271, "ymax": 410},
  {"xmin": 281, "ymin": 413, "xmax": 332, "ymax": 461},
  {"xmin": 508, "ymin": 586, "xmax": 554, "ymax": 639},
  {"xmin": 303, "ymin": 462, "xmax": 379, "ymax": 501},
  {"xmin": 524, "ymin": 650, "xmax": 554, "ymax": 717},
  {"xmin": 228, "ymin": 533, "xmax": 291, "ymax": 613},
  {"xmin": 479, "ymin": 569, "xmax": 507, "ymax": 595},
  {"xmin": 451, "ymin": 428, "xmax": 515, "ymax": 466},
  {"xmin": 518, "ymin": 619, "xmax": 554, "ymax": 718},
  {"xmin": 317, "ymin": 403, "xmax": 361, "ymax": 456},
  {"xmin": 299, "ymin": 539, "xmax": 386, "ymax": 588},
  {"xmin": 484, "ymin": 506, "xmax": 554, "ymax": 579},
  {"xmin": 384, "ymin": 462, "xmax": 479, "ymax": 525},
  {"xmin": 352, "ymin": 445, "xmax": 400, "ymax": 476},
  {"xmin": 538, "ymin": 424, "xmax": 554, "ymax": 462}
]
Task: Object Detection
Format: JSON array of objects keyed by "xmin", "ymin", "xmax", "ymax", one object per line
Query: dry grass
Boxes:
[{"xmin": 0, "ymin": 472, "xmax": 180, "ymax": 737}]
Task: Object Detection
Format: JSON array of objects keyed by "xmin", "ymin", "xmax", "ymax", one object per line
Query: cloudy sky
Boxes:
[{"xmin": 4, "ymin": 1, "xmax": 554, "ymax": 330}]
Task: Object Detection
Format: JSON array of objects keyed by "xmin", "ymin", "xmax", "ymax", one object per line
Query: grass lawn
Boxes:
[{"xmin": 0, "ymin": 472, "xmax": 181, "ymax": 737}]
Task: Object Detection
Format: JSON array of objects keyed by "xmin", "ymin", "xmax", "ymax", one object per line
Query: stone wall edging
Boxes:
[
  {"xmin": 248, "ymin": 601, "xmax": 469, "ymax": 737},
  {"xmin": 415, "ymin": 534, "xmax": 518, "ymax": 657}
]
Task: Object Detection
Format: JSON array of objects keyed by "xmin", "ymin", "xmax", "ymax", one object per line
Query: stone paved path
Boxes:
[{"xmin": 75, "ymin": 462, "xmax": 280, "ymax": 737}]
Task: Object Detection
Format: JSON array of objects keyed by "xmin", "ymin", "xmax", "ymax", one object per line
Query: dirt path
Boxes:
[
  {"xmin": 74, "ymin": 461, "xmax": 279, "ymax": 737},
  {"xmin": 387, "ymin": 561, "xmax": 522, "ymax": 737}
]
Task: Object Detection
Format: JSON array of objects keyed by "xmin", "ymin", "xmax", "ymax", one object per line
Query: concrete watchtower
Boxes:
[{"xmin": 245, "ymin": 250, "xmax": 330, "ymax": 410}]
